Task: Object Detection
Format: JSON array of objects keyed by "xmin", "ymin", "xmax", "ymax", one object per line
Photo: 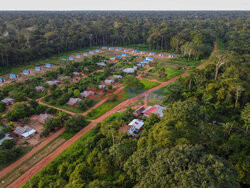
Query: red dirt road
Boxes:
[{"xmin": 8, "ymin": 42, "xmax": 217, "ymax": 188}]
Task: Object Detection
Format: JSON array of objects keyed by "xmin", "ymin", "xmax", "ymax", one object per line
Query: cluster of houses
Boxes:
[{"xmin": 127, "ymin": 105, "xmax": 166, "ymax": 137}]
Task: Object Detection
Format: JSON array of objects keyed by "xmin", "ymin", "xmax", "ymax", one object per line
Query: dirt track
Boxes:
[{"xmin": 8, "ymin": 42, "xmax": 217, "ymax": 188}]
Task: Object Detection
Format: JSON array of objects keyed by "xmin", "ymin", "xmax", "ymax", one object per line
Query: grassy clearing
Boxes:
[
  {"xmin": 0, "ymin": 135, "xmax": 66, "ymax": 188},
  {"xmin": 122, "ymin": 44, "xmax": 176, "ymax": 53},
  {"xmin": 147, "ymin": 67, "xmax": 185, "ymax": 82},
  {"xmin": 167, "ymin": 57, "xmax": 201, "ymax": 67},
  {"xmin": 140, "ymin": 80, "xmax": 160, "ymax": 90},
  {"xmin": 86, "ymin": 100, "xmax": 122, "ymax": 119},
  {"xmin": 216, "ymin": 38, "xmax": 226, "ymax": 50}
]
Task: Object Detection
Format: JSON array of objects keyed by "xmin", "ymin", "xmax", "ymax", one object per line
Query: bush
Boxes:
[
  {"xmin": 0, "ymin": 102, "xmax": 6, "ymax": 113},
  {"xmin": 6, "ymin": 102, "xmax": 31, "ymax": 121},
  {"xmin": 65, "ymin": 115, "xmax": 88, "ymax": 133},
  {"xmin": 1, "ymin": 139, "xmax": 16, "ymax": 150}
]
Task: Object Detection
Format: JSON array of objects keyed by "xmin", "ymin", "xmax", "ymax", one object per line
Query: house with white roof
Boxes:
[
  {"xmin": 35, "ymin": 86, "xmax": 45, "ymax": 92},
  {"xmin": 46, "ymin": 80, "xmax": 60, "ymax": 86},
  {"xmin": 128, "ymin": 119, "xmax": 144, "ymax": 136},
  {"xmin": 35, "ymin": 67, "xmax": 42, "ymax": 71},
  {"xmin": 9, "ymin": 74, "xmax": 18, "ymax": 79},
  {"xmin": 67, "ymin": 98, "xmax": 82, "ymax": 107},
  {"xmin": 13, "ymin": 126, "xmax": 37, "ymax": 139},
  {"xmin": 1, "ymin": 98, "xmax": 15, "ymax": 105},
  {"xmin": 98, "ymin": 84, "xmax": 106, "ymax": 89},
  {"xmin": 123, "ymin": 68, "xmax": 135, "ymax": 74},
  {"xmin": 105, "ymin": 79, "xmax": 115, "ymax": 85},
  {"xmin": 23, "ymin": 70, "xmax": 31, "ymax": 75},
  {"xmin": 113, "ymin": 75, "xmax": 123, "ymax": 79},
  {"xmin": 143, "ymin": 105, "xmax": 166, "ymax": 118},
  {"xmin": 97, "ymin": 62, "xmax": 106, "ymax": 67},
  {"xmin": 80, "ymin": 91, "xmax": 95, "ymax": 98}
]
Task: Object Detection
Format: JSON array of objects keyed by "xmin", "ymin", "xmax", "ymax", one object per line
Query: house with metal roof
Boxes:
[
  {"xmin": 124, "ymin": 49, "xmax": 130, "ymax": 52},
  {"xmin": 23, "ymin": 70, "xmax": 31, "ymax": 75},
  {"xmin": 69, "ymin": 56, "xmax": 74, "ymax": 60},
  {"xmin": 45, "ymin": 63, "xmax": 52, "ymax": 68},
  {"xmin": 116, "ymin": 55, "xmax": 121, "ymax": 58},
  {"xmin": 98, "ymin": 84, "xmax": 106, "ymax": 89},
  {"xmin": 1, "ymin": 98, "xmax": 15, "ymax": 105},
  {"xmin": 35, "ymin": 86, "xmax": 45, "ymax": 92},
  {"xmin": 109, "ymin": 47, "xmax": 115, "ymax": 50},
  {"xmin": 144, "ymin": 60, "xmax": 150, "ymax": 64},
  {"xmin": 67, "ymin": 98, "xmax": 82, "ymax": 107},
  {"xmin": 46, "ymin": 80, "xmax": 60, "ymax": 86},
  {"xmin": 38, "ymin": 113, "xmax": 54, "ymax": 124},
  {"xmin": 105, "ymin": 79, "xmax": 115, "ymax": 85},
  {"xmin": 123, "ymin": 68, "xmax": 135, "ymax": 74},
  {"xmin": 80, "ymin": 91, "xmax": 95, "ymax": 98},
  {"xmin": 132, "ymin": 106, "xmax": 145, "ymax": 117},
  {"xmin": 9, "ymin": 74, "xmax": 18, "ymax": 79},
  {"xmin": 116, "ymin": 47, "xmax": 122, "ymax": 51},
  {"xmin": 0, "ymin": 78, "xmax": 4, "ymax": 83},
  {"xmin": 35, "ymin": 67, "xmax": 42, "ymax": 71},
  {"xmin": 138, "ymin": 62, "xmax": 146, "ymax": 67},
  {"xmin": 83, "ymin": 52, "xmax": 88, "ymax": 56},
  {"xmin": 141, "ymin": 51, "xmax": 147, "ymax": 55},
  {"xmin": 149, "ymin": 52, "xmax": 156, "ymax": 55},
  {"xmin": 89, "ymin": 50, "xmax": 94, "ymax": 54},
  {"xmin": 128, "ymin": 119, "xmax": 144, "ymax": 136},
  {"xmin": 76, "ymin": 54, "xmax": 82, "ymax": 59},
  {"xmin": 113, "ymin": 75, "xmax": 123, "ymax": 79},
  {"xmin": 143, "ymin": 105, "xmax": 166, "ymax": 118},
  {"xmin": 146, "ymin": 57, "xmax": 154, "ymax": 61},
  {"xmin": 102, "ymin": 46, "xmax": 107, "ymax": 49},
  {"xmin": 122, "ymin": 53, "xmax": 127, "ymax": 57},
  {"xmin": 13, "ymin": 126, "xmax": 36, "ymax": 139},
  {"xmin": 95, "ymin": 49, "xmax": 101, "ymax": 52},
  {"xmin": 110, "ymin": 57, "xmax": 116, "ymax": 61},
  {"xmin": 169, "ymin": 54, "xmax": 175, "ymax": 58},
  {"xmin": 159, "ymin": 53, "xmax": 165, "ymax": 56},
  {"xmin": 96, "ymin": 62, "xmax": 106, "ymax": 67}
]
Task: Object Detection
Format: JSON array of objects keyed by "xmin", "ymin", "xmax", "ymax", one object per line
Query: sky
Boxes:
[{"xmin": 0, "ymin": 0, "xmax": 249, "ymax": 10}]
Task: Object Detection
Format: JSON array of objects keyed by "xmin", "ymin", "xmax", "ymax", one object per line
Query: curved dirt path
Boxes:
[{"xmin": 8, "ymin": 42, "xmax": 217, "ymax": 188}]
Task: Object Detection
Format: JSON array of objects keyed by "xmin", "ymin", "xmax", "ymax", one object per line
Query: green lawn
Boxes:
[
  {"xmin": 141, "ymin": 80, "xmax": 160, "ymax": 90},
  {"xmin": 167, "ymin": 57, "xmax": 201, "ymax": 67},
  {"xmin": 147, "ymin": 67, "xmax": 185, "ymax": 82}
]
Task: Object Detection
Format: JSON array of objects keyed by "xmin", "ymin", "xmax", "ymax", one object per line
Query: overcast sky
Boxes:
[{"xmin": 0, "ymin": 0, "xmax": 249, "ymax": 10}]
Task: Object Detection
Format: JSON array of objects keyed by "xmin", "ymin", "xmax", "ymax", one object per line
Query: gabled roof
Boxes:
[
  {"xmin": 123, "ymin": 68, "xmax": 135, "ymax": 74},
  {"xmin": 143, "ymin": 105, "xmax": 166, "ymax": 117},
  {"xmin": 67, "ymin": 98, "xmax": 82, "ymax": 105},
  {"xmin": 80, "ymin": 91, "xmax": 95, "ymax": 98},
  {"xmin": 1, "ymin": 98, "xmax": 15, "ymax": 103},
  {"xmin": 96, "ymin": 62, "xmax": 106, "ymax": 67}
]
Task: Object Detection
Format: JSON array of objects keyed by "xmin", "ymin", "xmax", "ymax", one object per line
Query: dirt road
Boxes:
[{"xmin": 8, "ymin": 42, "xmax": 217, "ymax": 188}]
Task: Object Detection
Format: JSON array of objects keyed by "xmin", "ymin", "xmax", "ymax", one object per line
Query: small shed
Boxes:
[
  {"xmin": 45, "ymin": 63, "xmax": 52, "ymax": 68},
  {"xmin": 35, "ymin": 86, "xmax": 45, "ymax": 92},
  {"xmin": 1, "ymin": 98, "xmax": 15, "ymax": 105},
  {"xmin": 128, "ymin": 119, "xmax": 144, "ymax": 136},
  {"xmin": 159, "ymin": 53, "xmax": 165, "ymax": 57},
  {"xmin": 13, "ymin": 126, "xmax": 36, "ymax": 139},
  {"xmin": 122, "ymin": 53, "xmax": 127, "ymax": 57},
  {"xmin": 38, "ymin": 113, "xmax": 54, "ymax": 124},
  {"xmin": 35, "ymin": 67, "xmax": 42, "ymax": 71},
  {"xmin": 9, "ymin": 74, "xmax": 18, "ymax": 79},
  {"xmin": 98, "ymin": 84, "xmax": 106, "ymax": 89},
  {"xmin": 105, "ymin": 79, "xmax": 115, "ymax": 85},
  {"xmin": 69, "ymin": 56, "xmax": 74, "ymax": 60},
  {"xmin": 123, "ymin": 68, "xmax": 135, "ymax": 74},
  {"xmin": 89, "ymin": 50, "xmax": 94, "ymax": 54},
  {"xmin": 67, "ymin": 98, "xmax": 82, "ymax": 107},
  {"xmin": 0, "ymin": 78, "xmax": 4, "ymax": 83},
  {"xmin": 83, "ymin": 52, "xmax": 88, "ymax": 56},
  {"xmin": 23, "ymin": 70, "xmax": 31, "ymax": 75},
  {"xmin": 132, "ymin": 106, "xmax": 145, "ymax": 117},
  {"xmin": 169, "ymin": 54, "xmax": 175, "ymax": 58},
  {"xmin": 95, "ymin": 49, "xmax": 101, "ymax": 53},
  {"xmin": 80, "ymin": 91, "xmax": 95, "ymax": 98}
]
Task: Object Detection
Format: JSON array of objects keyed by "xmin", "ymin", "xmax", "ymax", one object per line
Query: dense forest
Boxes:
[
  {"xmin": 23, "ymin": 49, "xmax": 250, "ymax": 187},
  {"xmin": 0, "ymin": 11, "xmax": 249, "ymax": 67}
]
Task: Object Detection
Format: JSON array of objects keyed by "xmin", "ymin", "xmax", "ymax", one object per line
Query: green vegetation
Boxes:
[
  {"xmin": 140, "ymin": 80, "xmax": 160, "ymax": 90},
  {"xmin": 216, "ymin": 38, "xmax": 226, "ymax": 50}
]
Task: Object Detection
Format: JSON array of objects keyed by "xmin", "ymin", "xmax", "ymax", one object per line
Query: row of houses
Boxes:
[{"xmin": 128, "ymin": 105, "xmax": 166, "ymax": 137}]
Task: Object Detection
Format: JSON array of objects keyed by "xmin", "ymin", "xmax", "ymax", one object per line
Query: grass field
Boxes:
[
  {"xmin": 167, "ymin": 57, "xmax": 202, "ymax": 67},
  {"xmin": 216, "ymin": 38, "xmax": 226, "ymax": 50},
  {"xmin": 141, "ymin": 80, "xmax": 160, "ymax": 90},
  {"xmin": 0, "ymin": 135, "xmax": 65, "ymax": 188}
]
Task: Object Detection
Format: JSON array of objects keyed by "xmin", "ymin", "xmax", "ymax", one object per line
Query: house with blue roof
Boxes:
[
  {"xmin": 124, "ymin": 49, "xmax": 130, "ymax": 52},
  {"xmin": 76, "ymin": 54, "xmax": 82, "ymax": 59},
  {"xmin": 146, "ymin": 57, "xmax": 154, "ymax": 61},
  {"xmin": 138, "ymin": 62, "xmax": 145, "ymax": 67},
  {"xmin": 69, "ymin": 56, "xmax": 74, "ymax": 60},
  {"xmin": 109, "ymin": 47, "xmax": 115, "ymax": 50},
  {"xmin": 169, "ymin": 54, "xmax": 175, "ymax": 58},
  {"xmin": 0, "ymin": 78, "xmax": 5, "ymax": 83},
  {"xmin": 122, "ymin": 53, "xmax": 127, "ymax": 57},
  {"xmin": 141, "ymin": 51, "xmax": 147, "ymax": 55},
  {"xmin": 144, "ymin": 60, "xmax": 150, "ymax": 63},
  {"xmin": 89, "ymin": 50, "xmax": 94, "ymax": 54},
  {"xmin": 23, "ymin": 70, "xmax": 31, "ymax": 75},
  {"xmin": 45, "ymin": 63, "xmax": 52, "ymax": 68},
  {"xmin": 83, "ymin": 52, "xmax": 88, "ymax": 56},
  {"xmin": 159, "ymin": 53, "xmax": 165, "ymax": 57},
  {"xmin": 95, "ymin": 49, "xmax": 100, "ymax": 52},
  {"xmin": 116, "ymin": 47, "xmax": 122, "ymax": 51},
  {"xmin": 9, "ymin": 74, "xmax": 18, "ymax": 79},
  {"xmin": 149, "ymin": 52, "xmax": 156, "ymax": 55},
  {"xmin": 102, "ymin": 46, "xmax": 107, "ymax": 49},
  {"xmin": 116, "ymin": 55, "xmax": 121, "ymax": 58},
  {"xmin": 35, "ymin": 67, "xmax": 42, "ymax": 71}
]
